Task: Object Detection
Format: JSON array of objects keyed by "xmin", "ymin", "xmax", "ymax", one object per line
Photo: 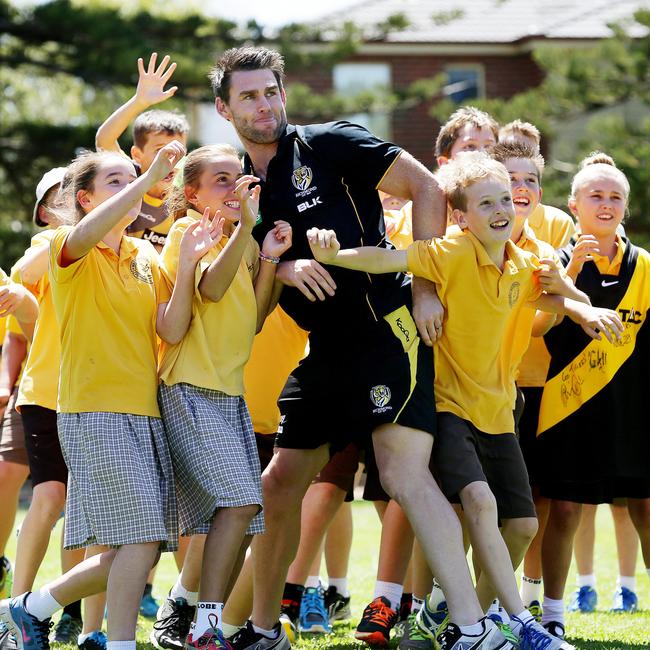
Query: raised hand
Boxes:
[
  {"xmin": 306, "ymin": 227, "xmax": 340, "ymax": 264},
  {"xmin": 147, "ymin": 140, "xmax": 186, "ymax": 185},
  {"xmin": 136, "ymin": 53, "xmax": 178, "ymax": 107},
  {"xmin": 567, "ymin": 234, "xmax": 600, "ymax": 280},
  {"xmin": 536, "ymin": 257, "xmax": 566, "ymax": 294},
  {"xmin": 261, "ymin": 220, "xmax": 292, "ymax": 259},
  {"xmin": 180, "ymin": 207, "xmax": 225, "ymax": 265},
  {"xmin": 234, "ymin": 175, "xmax": 261, "ymax": 230}
]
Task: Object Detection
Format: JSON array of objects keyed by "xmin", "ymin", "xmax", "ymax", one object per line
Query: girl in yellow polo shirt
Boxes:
[
  {"xmin": 0, "ymin": 141, "xmax": 228, "ymax": 650},
  {"xmin": 156, "ymin": 144, "xmax": 291, "ymax": 649}
]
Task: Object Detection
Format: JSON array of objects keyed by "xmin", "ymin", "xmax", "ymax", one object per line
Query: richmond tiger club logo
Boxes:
[
  {"xmin": 370, "ymin": 385, "xmax": 392, "ymax": 414},
  {"xmin": 130, "ymin": 257, "xmax": 154, "ymax": 284},
  {"xmin": 292, "ymin": 165, "xmax": 313, "ymax": 192}
]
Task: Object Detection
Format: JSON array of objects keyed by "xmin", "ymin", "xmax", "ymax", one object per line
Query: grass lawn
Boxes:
[{"xmin": 8, "ymin": 501, "xmax": 650, "ymax": 649}]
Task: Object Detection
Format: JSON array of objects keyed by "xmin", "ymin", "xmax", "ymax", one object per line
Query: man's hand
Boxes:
[
  {"xmin": 276, "ymin": 259, "xmax": 337, "ymax": 302},
  {"xmin": 411, "ymin": 277, "xmax": 444, "ymax": 346},
  {"xmin": 135, "ymin": 53, "xmax": 178, "ymax": 108}
]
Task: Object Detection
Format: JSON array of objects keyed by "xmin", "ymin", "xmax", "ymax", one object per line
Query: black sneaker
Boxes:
[
  {"xmin": 150, "ymin": 597, "xmax": 196, "ymax": 650},
  {"xmin": 323, "ymin": 586, "xmax": 351, "ymax": 622},
  {"xmin": 280, "ymin": 584, "xmax": 303, "ymax": 626},
  {"xmin": 354, "ymin": 596, "xmax": 398, "ymax": 647},
  {"xmin": 77, "ymin": 631, "xmax": 107, "ymax": 650},
  {"xmin": 229, "ymin": 621, "xmax": 290, "ymax": 650},
  {"xmin": 542, "ymin": 621, "xmax": 566, "ymax": 640},
  {"xmin": 52, "ymin": 613, "xmax": 83, "ymax": 644}
]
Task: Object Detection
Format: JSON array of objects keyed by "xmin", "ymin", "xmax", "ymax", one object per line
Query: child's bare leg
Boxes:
[
  {"xmin": 12, "ymin": 481, "xmax": 66, "ymax": 594},
  {"xmin": 375, "ymin": 500, "xmax": 414, "ymax": 586},
  {"xmin": 81, "ymin": 546, "xmax": 108, "ymax": 635},
  {"xmin": 49, "ymin": 549, "xmax": 118, "ymax": 605},
  {"xmin": 325, "ymin": 502, "xmax": 353, "ymax": 583},
  {"xmin": 411, "ymin": 541, "xmax": 434, "ymax": 600},
  {"xmin": 174, "ymin": 535, "xmax": 191, "ymax": 572},
  {"xmin": 225, "ymin": 536, "xmax": 252, "ymax": 601},
  {"xmin": 475, "ymin": 515, "xmax": 538, "ymax": 608},
  {"xmin": 611, "ymin": 503, "xmax": 639, "ymax": 577},
  {"xmin": 222, "ymin": 549, "xmax": 253, "ymax": 627},
  {"xmin": 0, "ymin": 461, "xmax": 29, "ymax": 557},
  {"xmin": 373, "ymin": 424, "xmax": 483, "ymax": 625},
  {"xmin": 523, "ymin": 491, "xmax": 550, "ymax": 580},
  {"xmin": 178, "ymin": 535, "xmax": 206, "ymax": 593},
  {"xmin": 574, "ymin": 504, "xmax": 597, "ymax": 577},
  {"xmin": 106, "ymin": 542, "xmax": 159, "ymax": 641},
  {"xmin": 627, "ymin": 498, "xmax": 650, "ymax": 569}
]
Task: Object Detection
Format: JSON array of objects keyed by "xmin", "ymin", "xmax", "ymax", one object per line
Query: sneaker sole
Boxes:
[
  {"xmin": 354, "ymin": 631, "xmax": 390, "ymax": 647},
  {"xmin": 298, "ymin": 623, "xmax": 331, "ymax": 634}
]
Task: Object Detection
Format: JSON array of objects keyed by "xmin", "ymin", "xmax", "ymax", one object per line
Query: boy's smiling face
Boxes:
[
  {"xmin": 454, "ymin": 176, "xmax": 515, "ymax": 247},
  {"xmin": 504, "ymin": 157, "xmax": 542, "ymax": 221}
]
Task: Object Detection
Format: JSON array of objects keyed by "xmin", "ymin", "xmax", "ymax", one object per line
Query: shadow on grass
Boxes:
[{"xmin": 567, "ymin": 641, "xmax": 650, "ymax": 650}]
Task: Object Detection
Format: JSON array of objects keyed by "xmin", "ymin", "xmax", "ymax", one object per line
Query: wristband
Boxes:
[{"xmin": 259, "ymin": 252, "xmax": 280, "ymax": 265}]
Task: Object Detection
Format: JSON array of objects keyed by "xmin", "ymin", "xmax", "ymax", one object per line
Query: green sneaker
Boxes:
[
  {"xmin": 398, "ymin": 612, "xmax": 433, "ymax": 649},
  {"xmin": 527, "ymin": 601, "xmax": 543, "ymax": 624}
]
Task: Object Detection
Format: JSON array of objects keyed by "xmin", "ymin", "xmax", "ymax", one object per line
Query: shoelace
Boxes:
[
  {"xmin": 302, "ymin": 590, "xmax": 328, "ymax": 621},
  {"xmin": 406, "ymin": 613, "xmax": 428, "ymax": 640},
  {"xmin": 31, "ymin": 617, "xmax": 53, "ymax": 650},
  {"xmin": 518, "ymin": 621, "xmax": 554, "ymax": 650},
  {"xmin": 152, "ymin": 601, "xmax": 194, "ymax": 636},
  {"xmin": 362, "ymin": 600, "xmax": 395, "ymax": 626}
]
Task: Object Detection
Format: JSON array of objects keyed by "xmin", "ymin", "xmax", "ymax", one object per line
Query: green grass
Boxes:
[{"xmin": 7, "ymin": 502, "xmax": 650, "ymax": 649}]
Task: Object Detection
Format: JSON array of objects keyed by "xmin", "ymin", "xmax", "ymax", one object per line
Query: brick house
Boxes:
[{"xmin": 281, "ymin": 0, "xmax": 647, "ymax": 167}]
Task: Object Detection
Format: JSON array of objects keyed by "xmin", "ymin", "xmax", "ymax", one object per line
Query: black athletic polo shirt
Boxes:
[{"xmin": 247, "ymin": 121, "xmax": 408, "ymax": 343}]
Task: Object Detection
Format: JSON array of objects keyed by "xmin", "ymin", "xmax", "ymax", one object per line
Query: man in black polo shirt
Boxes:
[{"xmin": 209, "ymin": 47, "xmax": 511, "ymax": 650}]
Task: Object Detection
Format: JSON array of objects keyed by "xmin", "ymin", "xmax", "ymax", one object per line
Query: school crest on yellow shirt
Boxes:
[
  {"xmin": 370, "ymin": 385, "xmax": 392, "ymax": 414},
  {"xmin": 508, "ymin": 281, "xmax": 520, "ymax": 308},
  {"xmin": 292, "ymin": 166, "xmax": 313, "ymax": 192},
  {"xmin": 130, "ymin": 257, "xmax": 154, "ymax": 284}
]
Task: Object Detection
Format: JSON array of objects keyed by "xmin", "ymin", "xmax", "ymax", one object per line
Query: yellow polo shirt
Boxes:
[
  {"xmin": 49, "ymin": 226, "xmax": 170, "ymax": 416},
  {"xmin": 509, "ymin": 223, "xmax": 568, "ymax": 386},
  {"xmin": 17, "ymin": 231, "xmax": 59, "ymax": 411},
  {"xmin": 158, "ymin": 210, "xmax": 259, "ymax": 396},
  {"xmin": 244, "ymin": 306, "xmax": 309, "ymax": 434},
  {"xmin": 592, "ymin": 235, "xmax": 625, "ymax": 276},
  {"xmin": 384, "ymin": 203, "xmax": 413, "ymax": 251},
  {"xmin": 516, "ymin": 206, "xmax": 576, "ymax": 387},
  {"xmin": 407, "ymin": 230, "xmax": 541, "ymax": 434}
]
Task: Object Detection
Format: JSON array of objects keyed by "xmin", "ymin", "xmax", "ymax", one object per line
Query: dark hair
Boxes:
[
  {"xmin": 209, "ymin": 47, "xmax": 285, "ymax": 102},
  {"xmin": 132, "ymin": 109, "xmax": 189, "ymax": 149},
  {"xmin": 490, "ymin": 141, "xmax": 545, "ymax": 179}
]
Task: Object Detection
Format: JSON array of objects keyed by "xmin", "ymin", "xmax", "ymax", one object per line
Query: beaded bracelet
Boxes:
[{"xmin": 259, "ymin": 252, "xmax": 280, "ymax": 264}]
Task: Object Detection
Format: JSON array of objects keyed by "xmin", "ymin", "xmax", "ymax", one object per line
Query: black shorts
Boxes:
[
  {"xmin": 21, "ymin": 405, "xmax": 68, "ymax": 487},
  {"xmin": 313, "ymin": 442, "xmax": 359, "ymax": 502},
  {"xmin": 255, "ymin": 432, "xmax": 276, "ymax": 473},
  {"xmin": 517, "ymin": 387, "xmax": 543, "ymax": 486},
  {"xmin": 433, "ymin": 412, "xmax": 536, "ymax": 519},
  {"xmin": 276, "ymin": 306, "xmax": 436, "ymax": 453}
]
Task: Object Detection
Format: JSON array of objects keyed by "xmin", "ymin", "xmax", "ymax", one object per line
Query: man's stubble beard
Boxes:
[{"xmin": 234, "ymin": 114, "xmax": 287, "ymax": 146}]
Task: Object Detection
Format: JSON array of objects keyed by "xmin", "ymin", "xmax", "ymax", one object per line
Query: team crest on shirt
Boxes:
[
  {"xmin": 292, "ymin": 166, "xmax": 313, "ymax": 192},
  {"xmin": 508, "ymin": 282, "xmax": 520, "ymax": 308},
  {"xmin": 370, "ymin": 385, "xmax": 392, "ymax": 414},
  {"xmin": 130, "ymin": 257, "xmax": 154, "ymax": 284}
]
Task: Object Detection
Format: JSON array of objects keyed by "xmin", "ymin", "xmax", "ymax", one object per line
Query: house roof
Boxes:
[{"xmin": 318, "ymin": 0, "xmax": 649, "ymax": 43}]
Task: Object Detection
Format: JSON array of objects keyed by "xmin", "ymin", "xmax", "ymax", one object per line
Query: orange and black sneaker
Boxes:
[{"xmin": 354, "ymin": 596, "xmax": 398, "ymax": 647}]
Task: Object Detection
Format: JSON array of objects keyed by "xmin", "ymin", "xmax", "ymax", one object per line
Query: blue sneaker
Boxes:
[
  {"xmin": 610, "ymin": 586, "xmax": 638, "ymax": 613},
  {"xmin": 0, "ymin": 593, "xmax": 51, "ymax": 650},
  {"xmin": 78, "ymin": 631, "xmax": 107, "ymax": 650},
  {"xmin": 513, "ymin": 616, "xmax": 574, "ymax": 650},
  {"xmin": 567, "ymin": 585, "xmax": 597, "ymax": 613},
  {"xmin": 298, "ymin": 586, "xmax": 331, "ymax": 634},
  {"xmin": 140, "ymin": 591, "xmax": 160, "ymax": 619}
]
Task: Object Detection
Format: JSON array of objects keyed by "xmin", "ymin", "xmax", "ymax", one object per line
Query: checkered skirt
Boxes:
[
  {"xmin": 158, "ymin": 382, "xmax": 264, "ymax": 536},
  {"xmin": 57, "ymin": 412, "xmax": 178, "ymax": 551}
]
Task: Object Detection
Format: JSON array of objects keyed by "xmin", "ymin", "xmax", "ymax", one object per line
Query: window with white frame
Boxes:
[
  {"xmin": 332, "ymin": 63, "xmax": 391, "ymax": 140},
  {"xmin": 444, "ymin": 65, "xmax": 485, "ymax": 103}
]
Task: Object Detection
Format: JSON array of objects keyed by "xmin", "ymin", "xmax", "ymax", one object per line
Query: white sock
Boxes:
[
  {"xmin": 194, "ymin": 602, "xmax": 222, "ymax": 637},
  {"xmin": 169, "ymin": 575, "xmax": 199, "ymax": 606},
  {"xmin": 412, "ymin": 596, "xmax": 424, "ymax": 614},
  {"xmin": 520, "ymin": 576, "xmax": 542, "ymax": 604},
  {"xmin": 221, "ymin": 622, "xmax": 243, "ymax": 638},
  {"xmin": 577, "ymin": 573, "xmax": 596, "ymax": 588},
  {"xmin": 328, "ymin": 577, "xmax": 349, "ymax": 598},
  {"xmin": 107, "ymin": 642, "xmax": 135, "ymax": 650},
  {"xmin": 427, "ymin": 580, "xmax": 446, "ymax": 610},
  {"xmin": 510, "ymin": 609, "xmax": 533, "ymax": 636},
  {"xmin": 25, "ymin": 589, "xmax": 62, "ymax": 621},
  {"xmin": 458, "ymin": 621, "xmax": 484, "ymax": 636},
  {"xmin": 373, "ymin": 581, "xmax": 403, "ymax": 612},
  {"xmin": 305, "ymin": 576, "xmax": 321, "ymax": 589},
  {"xmin": 541, "ymin": 597, "xmax": 564, "ymax": 626},
  {"xmin": 252, "ymin": 624, "xmax": 277, "ymax": 638},
  {"xmin": 618, "ymin": 575, "xmax": 636, "ymax": 591}
]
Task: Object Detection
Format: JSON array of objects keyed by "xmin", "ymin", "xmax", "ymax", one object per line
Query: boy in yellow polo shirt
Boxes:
[{"xmin": 307, "ymin": 152, "xmax": 623, "ymax": 650}]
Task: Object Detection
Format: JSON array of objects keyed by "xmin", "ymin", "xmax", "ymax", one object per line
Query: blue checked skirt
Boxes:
[
  {"xmin": 57, "ymin": 412, "xmax": 178, "ymax": 551},
  {"xmin": 158, "ymin": 382, "xmax": 264, "ymax": 536}
]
